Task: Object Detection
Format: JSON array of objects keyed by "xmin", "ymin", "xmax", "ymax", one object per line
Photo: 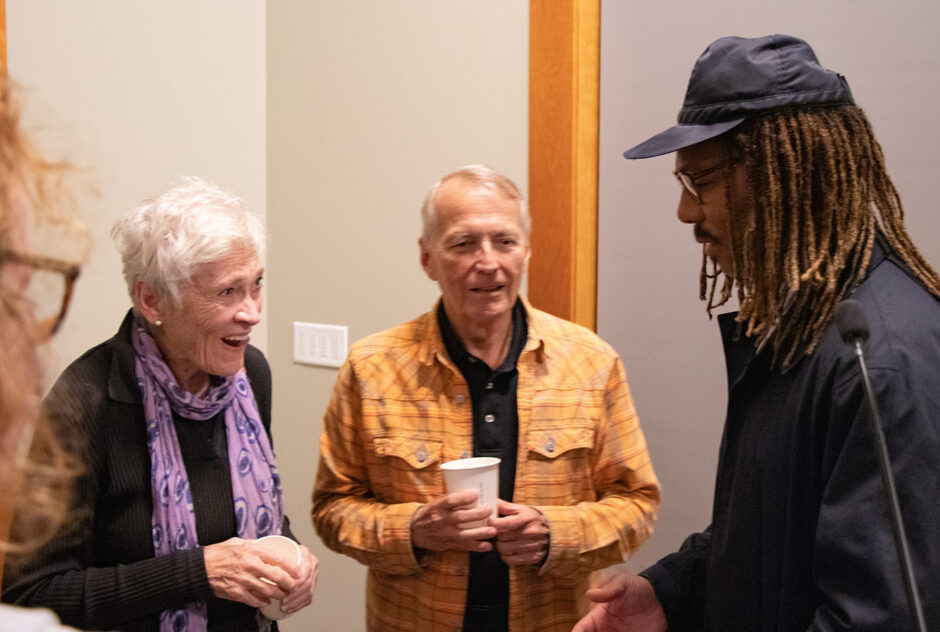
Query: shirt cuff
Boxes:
[
  {"xmin": 639, "ymin": 561, "xmax": 683, "ymax": 629},
  {"xmin": 532, "ymin": 505, "xmax": 580, "ymax": 576},
  {"xmin": 378, "ymin": 502, "xmax": 425, "ymax": 574}
]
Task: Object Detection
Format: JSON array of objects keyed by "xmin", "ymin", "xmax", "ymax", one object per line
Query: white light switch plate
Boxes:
[{"xmin": 293, "ymin": 321, "xmax": 348, "ymax": 368}]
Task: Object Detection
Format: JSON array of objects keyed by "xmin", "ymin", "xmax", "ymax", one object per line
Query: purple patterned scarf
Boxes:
[{"xmin": 132, "ymin": 322, "xmax": 283, "ymax": 632}]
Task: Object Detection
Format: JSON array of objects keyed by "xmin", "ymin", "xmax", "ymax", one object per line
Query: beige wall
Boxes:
[
  {"xmin": 7, "ymin": 0, "xmax": 268, "ymax": 380},
  {"xmin": 598, "ymin": 2, "xmax": 940, "ymax": 573},
  {"xmin": 266, "ymin": 3, "xmax": 528, "ymax": 629}
]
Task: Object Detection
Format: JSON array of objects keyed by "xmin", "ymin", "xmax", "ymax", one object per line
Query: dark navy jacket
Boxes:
[{"xmin": 644, "ymin": 243, "xmax": 940, "ymax": 630}]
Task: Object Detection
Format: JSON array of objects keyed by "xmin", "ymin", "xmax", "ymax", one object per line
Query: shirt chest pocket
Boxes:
[
  {"xmin": 371, "ymin": 434, "xmax": 444, "ymax": 503},
  {"xmin": 527, "ymin": 424, "xmax": 594, "ymax": 458},
  {"xmin": 523, "ymin": 424, "xmax": 596, "ymax": 504}
]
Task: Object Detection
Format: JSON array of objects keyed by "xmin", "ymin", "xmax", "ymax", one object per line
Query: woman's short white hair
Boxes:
[
  {"xmin": 111, "ymin": 176, "xmax": 265, "ymax": 307},
  {"xmin": 420, "ymin": 165, "xmax": 530, "ymax": 243}
]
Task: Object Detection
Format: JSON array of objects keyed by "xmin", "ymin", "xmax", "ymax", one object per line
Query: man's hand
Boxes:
[
  {"xmin": 411, "ymin": 490, "xmax": 496, "ymax": 553},
  {"xmin": 492, "ymin": 499, "xmax": 549, "ymax": 566},
  {"xmin": 572, "ymin": 574, "xmax": 667, "ymax": 632}
]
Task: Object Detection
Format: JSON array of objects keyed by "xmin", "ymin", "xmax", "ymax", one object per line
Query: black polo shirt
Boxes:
[{"xmin": 438, "ymin": 299, "xmax": 527, "ymax": 632}]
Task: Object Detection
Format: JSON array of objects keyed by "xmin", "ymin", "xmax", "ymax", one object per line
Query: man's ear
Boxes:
[
  {"xmin": 419, "ymin": 237, "xmax": 437, "ymax": 281},
  {"xmin": 133, "ymin": 281, "xmax": 166, "ymax": 325}
]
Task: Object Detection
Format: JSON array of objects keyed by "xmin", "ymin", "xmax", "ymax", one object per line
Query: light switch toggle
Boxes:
[{"xmin": 293, "ymin": 321, "xmax": 348, "ymax": 368}]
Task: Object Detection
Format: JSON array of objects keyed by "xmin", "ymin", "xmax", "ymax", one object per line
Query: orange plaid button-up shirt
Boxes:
[{"xmin": 312, "ymin": 299, "xmax": 660, "ymax": 631}]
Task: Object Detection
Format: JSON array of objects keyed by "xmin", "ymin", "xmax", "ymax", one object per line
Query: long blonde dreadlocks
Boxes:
[{"xmin": 702, "ymin": 105, "xmax": 940, "ymax": 368}]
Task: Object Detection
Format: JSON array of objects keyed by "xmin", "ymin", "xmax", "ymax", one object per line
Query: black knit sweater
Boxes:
[{"xmin": 2, "ymin": 311, "xmax": 292, "ymax": 631}]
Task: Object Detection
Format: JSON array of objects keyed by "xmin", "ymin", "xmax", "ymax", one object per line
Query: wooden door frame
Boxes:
[{"xmin": 528, "ymin": 0, "xmax": 599, "ymax": 330}]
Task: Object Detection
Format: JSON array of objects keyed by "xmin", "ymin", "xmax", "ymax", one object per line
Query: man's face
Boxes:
[
  {"xmin": 420, "ymin": 178, "xmax": 530, "ymax": 332},
  {"xmin": 674, "ymin": 136, "xmax": 745, "ymax": 277}
]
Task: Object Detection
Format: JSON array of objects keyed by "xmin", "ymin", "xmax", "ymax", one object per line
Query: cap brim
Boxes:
[{"xmin": 623, "ymin": 119, "xmax": 745, "ymax": 159}]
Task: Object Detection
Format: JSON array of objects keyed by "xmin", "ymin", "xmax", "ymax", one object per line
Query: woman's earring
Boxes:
[{"xmin": 154, "ymin": 320, "xmax": 162, "ymax": 327}]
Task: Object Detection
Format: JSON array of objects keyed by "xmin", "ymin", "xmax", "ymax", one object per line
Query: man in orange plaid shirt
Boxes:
[{"xmin": 313, "ymin": 165, "xmax": 660, "ymax": 631}]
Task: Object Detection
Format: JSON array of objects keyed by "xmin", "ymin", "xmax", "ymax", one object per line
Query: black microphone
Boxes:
[
  {"xmin": 834, "ymin": 299, "xmax": 870, "ymax": 345},
  {"xmin": 833, "ymin": 300, "xmax": 927, "ymax": 632}
]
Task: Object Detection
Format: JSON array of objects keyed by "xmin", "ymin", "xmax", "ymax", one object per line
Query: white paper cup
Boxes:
[
  {"xmin": 440, "ymin": 456, "xmax": 501, "ymax": 528},
  {"xmin": 254, "ymin": 535, "xmax": 301, "ymax": 620}
]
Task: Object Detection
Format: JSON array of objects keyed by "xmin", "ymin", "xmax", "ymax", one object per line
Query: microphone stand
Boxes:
[{"xmin": 850, "ymin": 339, "xmax": 928, "ymax": 632}]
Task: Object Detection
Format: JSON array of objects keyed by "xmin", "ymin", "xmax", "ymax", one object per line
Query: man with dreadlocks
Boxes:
[{"xmin": 574, "ymin": 34, "xmax": 940, "ymax": 632}]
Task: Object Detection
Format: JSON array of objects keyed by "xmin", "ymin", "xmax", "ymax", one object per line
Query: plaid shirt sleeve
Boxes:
[
  {"xmin": 311, "ymin": 355, "xmax": 425, "ymax": 576},
  {"xmin": 530, "ymin": 354, "xmax": 660, "ymax": 577}
]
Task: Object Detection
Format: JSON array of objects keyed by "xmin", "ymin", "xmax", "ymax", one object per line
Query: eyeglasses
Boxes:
[
  {"xmin": 0, "ymin": 248, "xmax": 81, "ymax": 338},
  {"xmin": 673, "ymin": 161, "xmax": 733, "ymax": 203}
]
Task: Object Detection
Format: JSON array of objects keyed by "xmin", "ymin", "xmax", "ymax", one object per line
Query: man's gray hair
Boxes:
[
  {"xmin": 111, "ymin": 176, "xmax": 265, "ymax": 307},
  {"xmin": 420, "ymin": 165, "xmax": 530, "ymax": 242}
]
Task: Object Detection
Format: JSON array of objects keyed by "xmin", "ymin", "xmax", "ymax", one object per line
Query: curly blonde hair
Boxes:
[{"xmin": 0, "ymin": 77, "xmax": 84, "ymax": 565}]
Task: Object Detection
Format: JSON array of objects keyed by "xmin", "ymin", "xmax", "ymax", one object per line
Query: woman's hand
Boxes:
[
  {"xmin": 203, "ymin": 537, "xmax": 299, "ymax": 608},
  {"xmin": 279, "ymin": 544, "xmax": 319, "ymax": 615}
]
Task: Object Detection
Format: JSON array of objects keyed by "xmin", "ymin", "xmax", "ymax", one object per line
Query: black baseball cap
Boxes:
[{"xmin": 623, "ymin": 34, "xmax": 854, "ymax": 159}]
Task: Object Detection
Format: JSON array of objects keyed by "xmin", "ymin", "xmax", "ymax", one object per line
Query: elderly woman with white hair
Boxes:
[{"xmin": 2, "ymin": 177, "xmax": 318, "ymax": 632}]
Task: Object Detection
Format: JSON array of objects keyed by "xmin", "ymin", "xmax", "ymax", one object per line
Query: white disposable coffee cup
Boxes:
[
  {"xmin": 254, "ymin": 534, "xmax": 302, "ymax": 620},
  {"xmin": 440, "ymin": 456, "xmax": 501, "ymax": 528}
]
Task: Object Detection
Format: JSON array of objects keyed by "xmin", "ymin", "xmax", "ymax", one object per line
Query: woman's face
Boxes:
[{"xmin": 154, "ymin": 246, "xmax": 263, "ymax": 394}]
